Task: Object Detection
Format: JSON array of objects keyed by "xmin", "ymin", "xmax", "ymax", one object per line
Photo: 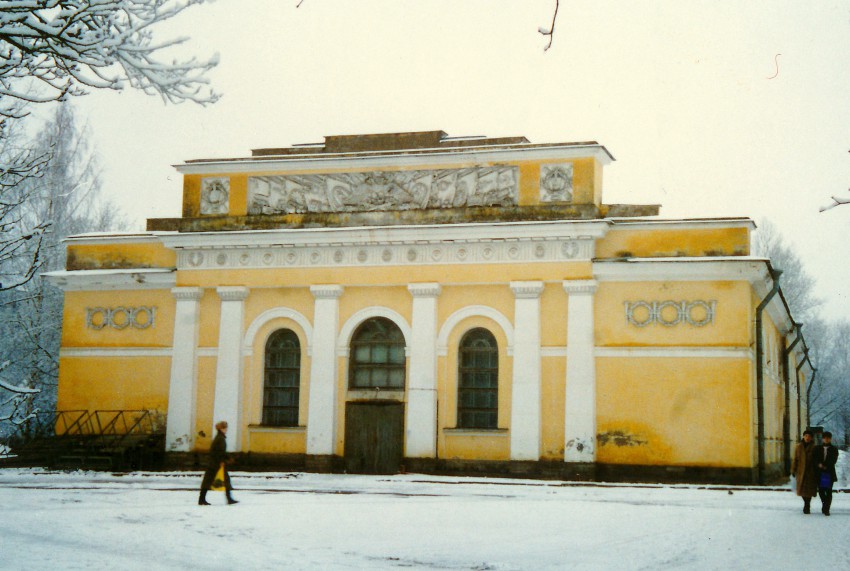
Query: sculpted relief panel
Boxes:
[
  {"xmin": 200, "ymin": 177, "xmax": 230, "ymax": 215},
  {"xmin": 246, "ymin": 166, "xmax": 519, "ymax": 215},
  {"xmin": 540, "ymin": 163, "xmax": 573, "ymax": 203}
]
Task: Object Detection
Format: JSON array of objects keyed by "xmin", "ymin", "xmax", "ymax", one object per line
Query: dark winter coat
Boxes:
[
  {"xmin": 200, "ymin": 431, "xmax": 231, "ymax": 491},
  {"xmin": 791, "ymin": 439, "xmax": 817, "ymax": 497},
  {"xmin": 814, "ymin": 443, "xmax": 839, "ymax": 488}
]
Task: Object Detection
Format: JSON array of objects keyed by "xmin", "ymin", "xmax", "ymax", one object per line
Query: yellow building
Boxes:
[{"xmin": 45, "ymin": 131, "xmax": 814, "ymax": 483}]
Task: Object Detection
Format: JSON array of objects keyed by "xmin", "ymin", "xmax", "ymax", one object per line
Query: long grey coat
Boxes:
[{"xmin": 791, "ymin": 440, "xmax": 817, "ymax": 497}]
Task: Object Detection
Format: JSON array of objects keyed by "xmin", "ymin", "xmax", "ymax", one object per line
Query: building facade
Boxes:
[{"xmin": 46, "ymin": 131, "xmax": 813, "ymax": 483}]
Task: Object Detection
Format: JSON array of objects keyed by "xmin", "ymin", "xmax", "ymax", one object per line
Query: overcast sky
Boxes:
[{"xmin": 67, "ymin": 0, "xmax": 850, "ymax": 321}]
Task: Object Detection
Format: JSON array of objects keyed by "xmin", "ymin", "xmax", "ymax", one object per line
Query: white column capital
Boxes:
[
  {"xmin": 216, "ymin": 286, "xmax": 249, "ymax": 301},
  {"xmin": 563, "ymin": 279, "xmax": 598, "ymax": 295},
  {"xmin": 310, "ymin": 284, "xmax": 343, "ymax": 299},
  {"xmin": 408, "ymin": 283, "xmax": 442, "ymax": 298},
  {"xmin": 510, "ymin": 281, "xmax": 545, "ymax": 299},
  {"xmin": 172, "ymin": 287, "xmax": 203, "ymax": 301}
]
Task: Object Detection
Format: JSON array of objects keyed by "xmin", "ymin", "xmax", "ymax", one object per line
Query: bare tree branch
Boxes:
[
  {"xmin": 538, "ymin": 0, "xmax": 560, "ymax": 51},
  {"xmin": 819, "ymin": 191, "xmax": 850, "ymax": 212}
]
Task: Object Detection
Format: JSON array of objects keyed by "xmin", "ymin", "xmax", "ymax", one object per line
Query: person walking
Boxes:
[
  {"xmin": 791, "ymin": 429, "xmax": 817, "ymax": 514},
  {"xmin": 198, "ymin": 420, "xmax": 238, "ymax": 506},
  {"xmin": 815, "ymin": 431, "xmax": 839, "ymax": 516}
]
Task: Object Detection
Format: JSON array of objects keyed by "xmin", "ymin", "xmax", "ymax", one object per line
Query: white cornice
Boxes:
[
  {"xmin": 162, "ymin": 220, "xmax": 607, "ymax": 271},
  {"xmin": 593, "ymin": 258, "xmax": 770, "ymax": 283},
  {"xmin": 174, "ymin": 144, "xmax": 614, "ymax": 175},
  {"xmin": 595, "ymin": 346, "xmax": 752, "ymax": 359},
  {"xmin": 606, "ymin": 218, "xmax": 755, "ymax": 231},
  {"xmin": 62, "ymin": 232, "xmax": 172, "ymax": 245},
  {"xmin": 159, "ymin": 219, "xmax": 610, "ymax": 249},
  {"xmin": 60, "ymin": 347, "xmax": 173, "ymax": 358},
  {"xmin": 43, "ymin": 269, "xmax": 176, "ymax": 291}
]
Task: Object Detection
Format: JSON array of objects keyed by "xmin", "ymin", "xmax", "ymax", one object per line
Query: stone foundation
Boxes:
[{"xmin": 167, "ymin": 452, "xmax": 768, "ymax": 486}]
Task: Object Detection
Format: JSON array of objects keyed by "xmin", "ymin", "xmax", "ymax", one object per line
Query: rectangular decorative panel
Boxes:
[{"xmin": 246, "ymin": 166, "xmax": 519, "ymax": 215}]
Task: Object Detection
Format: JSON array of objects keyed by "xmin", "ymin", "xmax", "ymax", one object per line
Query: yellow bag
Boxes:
[{"xmin": 210, "ymin": 464, "xmax": 226, "ymax": 492}]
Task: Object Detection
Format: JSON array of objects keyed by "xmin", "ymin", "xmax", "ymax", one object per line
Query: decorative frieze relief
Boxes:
[
  {"xmin": 625, "ymin": 300, "xmax": 716, "ymax": 328},
  {"xmin": 246, "ymin": 166, "xmax": 519, "ymax": 215},
  {"xmin": 200, "ymin": 177, "xmax": 230, "ymax": 215},
  {"xmin": 540, "ymin": 163, "xmax": 573, "ymax": 202},
  {"xmin": 177, "ymin": 238, "xmax": 594, "ymax": 271},
  {"xmin": 86, "ymin": 306, "xmax": 157, "ymax": 330}
]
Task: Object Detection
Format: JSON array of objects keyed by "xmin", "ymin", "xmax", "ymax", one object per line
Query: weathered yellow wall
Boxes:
[
  {"xmin": 761, "ymin": 314, "xmax": 787, "ymax": 465},
  {"xmin": 229, "ymin": 174, "xmax": 249, "ymax": 216},
  {"xmin": 541, "ymin": 356, "xmax": 566, "ymax": 460},
  {"xmin": 176, "ymin": 263, "xmax": 592, "ymax": 289},
  {"xmin": 61, "ymin": 290, "xmax": 175, "ymax": 348},
  {"xmin": 247, "ymin": 429, "xmax": 306, "ymax": 454},
  {"xmin": 541, "ymin": 283, "xmax": 568, "ymax": 347},
  {"xmin": 183, "ymin": 176, "xmax": 200, "ymax": 218},
  {"xmin": 596, "ymin": 357, "xmax": 751, "ymax": 467},
  {"xmin": 595, "ymin": 281, "xmax": 750, "ymax": 347},
  {"xmin": 66, "ymin": 242, "xmax": 176, "ymax": 270},
  {"xmin": 339, "ymin": 286, "xmax": 411, "ymax": 332},
  {"xmin": 194, "ymin": 357, "xmax": 217, "ymax": 451},
  {"xmin": 197, "ymin": 290, "xmax": 221, "ymax": 348},
  {"xmin": 243, "ymin": 288, "xmax": 315, "ymax": 333},
  {"xmin": 596, "ymin": 227, "xmax": 750, "ymax": 258},
  {"xmin": 57, "ymin": 357, "xmax": 171, "ymax": 412}
]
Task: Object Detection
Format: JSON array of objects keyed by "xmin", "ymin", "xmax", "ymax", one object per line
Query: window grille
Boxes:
[
  {"xmin": 458, "ymin": 328, "xmax": 498, "ymax": 429},
  {"xmin": 263, "ymin": 329, "xmax": 301, "ymax": 426},
  {"xmin": 349, "ymin": 318, "xmax": 406, "ymax": 389}
]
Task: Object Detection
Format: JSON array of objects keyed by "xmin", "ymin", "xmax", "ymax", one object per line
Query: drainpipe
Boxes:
[
  {"xmin": 782, "ymin": 323, "xmax": 802, "ymax": 475},
  {"xmin": 805, "ymin": 359, "xmax": 817, "ymax": 429},
  {"xmin": 795, "ymin": 347, "xmax": 808, "ymax": 440},
  {"xmin": 755, "ymin": 268, "xmax": 782, "ymax": 485}
]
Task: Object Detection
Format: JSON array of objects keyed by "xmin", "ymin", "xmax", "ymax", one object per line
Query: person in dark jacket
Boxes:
[
  {"xmin": 791, "ymin": 429, "xmax": 817, "ymax": 513},
  {"xmin": 198, "ymin": 420, "xmax": 238, "ymax": 505},
  {"xmin": 815, "ymin": 431, "xmax": 839, "ymax": 516}
]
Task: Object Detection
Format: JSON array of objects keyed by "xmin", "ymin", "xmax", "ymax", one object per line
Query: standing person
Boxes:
[
  {"xmin": 815, "ymin": 431, "xmax": 839, "ymax": 516},
  {"xmin": 198, "ymin": 421, "xmax": 238, "ymax": 506},
  {"xmin": 791, "ymin": 429, "xmax": 817, "ymax": 514}
]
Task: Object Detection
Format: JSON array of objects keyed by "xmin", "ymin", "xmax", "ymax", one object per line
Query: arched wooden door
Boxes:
[{"xmin": 343, "ymin": 317, "xmax": 406, "ymax": 474}]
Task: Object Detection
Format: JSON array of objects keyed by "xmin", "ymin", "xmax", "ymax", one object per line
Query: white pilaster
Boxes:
[
  {"xmin": 509, "ymin": 281, "xmax": 544, "ymax": 460},
  {"xmin": 306, "ymin": 285, "xmax": 343, "ymax": 456},
  {"xmin": 406, "ymin": 283, "xmax": 441, "ymax": 458},
  {"xmin": 166, "ymin": 287, "xmax": 203, "ymax": 451},
  {"xmin": 212, "ymin": 286, "xmax": 249, "ymax": 452},
  {"xmin": 563, "ymin": 280, "xmax": 598, "ymax": 463}
]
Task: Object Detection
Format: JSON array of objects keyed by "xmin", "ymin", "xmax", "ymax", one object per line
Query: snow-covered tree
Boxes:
[
  {"xmin": 805, "ymin": 320, "xmax": 850, "ymax": 439},
  {"xmin": 0, "ymin": 1, "xmax": 217, "ymax": 443},
  {"xmin": 753, "ymin": 219, "xmax": 821, "ymax": 323},
  {"xmin": 0, "ymin": 101, "xmax": 126, "ymax": 442},
  {"xmin": 0, "ymin": 0, "xmax": 220, "ymax": 119},
  {"xmin": 754, "ymin": 219, "xmax": 850, "ymax": 440}
]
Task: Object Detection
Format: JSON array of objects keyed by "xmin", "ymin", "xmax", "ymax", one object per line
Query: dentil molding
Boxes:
[{"xmin": 177, "ymin": 237, "xmax": 594, "ymax": 271}]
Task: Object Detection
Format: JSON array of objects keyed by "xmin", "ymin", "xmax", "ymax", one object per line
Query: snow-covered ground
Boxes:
[{"xmin": 2, "ymin": 456, "xmax": 849, "ymax": 570}]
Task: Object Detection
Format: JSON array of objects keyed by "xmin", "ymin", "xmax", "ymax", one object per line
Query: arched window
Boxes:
[
  {"xmin": 458, "ymin": 328, "xmax": 498, "ymax": 429},
  {"xmin": 349, "ymin": 317, "xmax": 406, "ymax": 389},
  {"xmin": 263, "ymin": 329, "xmax": 301, "ymax": 426}
]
